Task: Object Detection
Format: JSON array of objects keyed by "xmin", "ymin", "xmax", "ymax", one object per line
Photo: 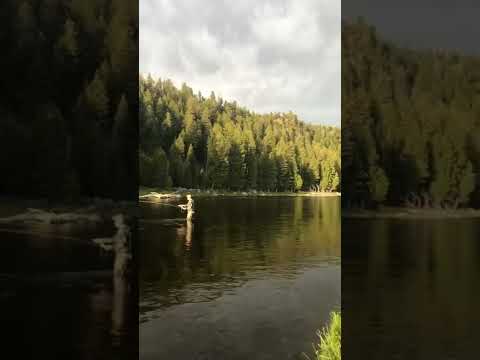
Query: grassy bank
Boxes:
[
  {"xmin": 343, "ymin": 206, "xmax": 480, "ymax": 219},
  {"xmin": 139, "ymin": 186, "xmax": 340, "ymax": 198},
  {"xmin": 307, "ymin": 311, "xmax": 341, "ymax": 360}
]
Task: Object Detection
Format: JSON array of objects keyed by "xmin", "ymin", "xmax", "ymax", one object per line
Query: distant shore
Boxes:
[
  {"xmin": 0, "ymin": 195, "xmax": 137, "ymax": 219},
  {"xmin": 139, "ymin": 187, "xmax": 340, "ymax": 199},
  {"xmin": 343, "ymin": 206, "xmax": 480, "ymax": 219}
]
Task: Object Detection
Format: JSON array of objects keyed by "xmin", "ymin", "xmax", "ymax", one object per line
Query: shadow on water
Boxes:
[
  {"xmin": 140, "ymin": 196, "xmax": 340, "ymax": 360},
  {"xmin": 343, "ymin": 218, "xmax": 480, "ymax": 360}
]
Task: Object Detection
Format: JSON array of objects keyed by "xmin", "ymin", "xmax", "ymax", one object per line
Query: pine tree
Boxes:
[
  {"xmin": 151, "ymin": 148, "xmax": 170, "ymax": 188},
  {"xmin": 228, "ymin": 143, "xmax": 245, "ymax": 190},
  {"xmin": 169, "ymin": 134, "xmax": 186, "ymax": 187},
  {"xmin": 56, "ymin": 18, "xmax": 79, "ymax": 59},
  {"xmin": 85, "ymin": 69, "xmax": 109, "ymax": 124}
]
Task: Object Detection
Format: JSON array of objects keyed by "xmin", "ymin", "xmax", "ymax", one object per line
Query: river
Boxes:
[
  {"xmin": 343, "ymin": 217, "xmax": 480, "ymax": 359},
  {"xmin": 139, "ymin": 196, "xmax": 340, "ymax": 359},
  {"xmin": 0, "ymin": 201, "xmax": 137, "ymax": 359}
]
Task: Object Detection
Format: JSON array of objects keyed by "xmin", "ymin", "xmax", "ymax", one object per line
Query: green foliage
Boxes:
[
  {"xmin": 140, "ymin": 77, "xmax": 340, "ymax": 192},
  {"xmin": 308, "ymin": 311, "xmax": 341, "ymax": 360},
  {"xmin": 85, "ymin": 69, "xmax": 110, "ymax": 122},
  {"xmin": 0, "ymin": 0, "xmax": 138, "ymax": 200},
  {"xmin": 56, "ymin": 18, "xmax": 79, "ymax": 58},
  {"xmin": 458, "ymin": 162, "xmax": 476, "ymax": 205},
  {"xmin": 343, "ymin": 21, "xmax": 480, "ymax": 208},
  {"xmin": 368, "ymin": 166, "xmax": 389, "ymax": 204}
]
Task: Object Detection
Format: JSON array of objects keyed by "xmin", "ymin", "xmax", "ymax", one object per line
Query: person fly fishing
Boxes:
[{"xmin": 178, "ymin": 194, "xmax": 194, "ymax": 220}]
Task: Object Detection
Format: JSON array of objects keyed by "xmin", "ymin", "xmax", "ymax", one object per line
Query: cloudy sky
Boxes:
[
  {"xmin": 140, "ymin": 0, "xmax": 341, "ymax": 126},
  {"xmin": 343, "ymin": 0, "xmax": 480, "ymax": 55}
]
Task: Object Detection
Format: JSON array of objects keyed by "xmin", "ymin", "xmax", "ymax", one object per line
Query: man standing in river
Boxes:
[{"xmin": 178, "ymin": 194, "xmax": 194, "ymax": 220}]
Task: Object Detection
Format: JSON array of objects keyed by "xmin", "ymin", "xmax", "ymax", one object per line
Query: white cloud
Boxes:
[{"xmin": 140, "ymin": 0, "xmax": 340, "ymax": 125}]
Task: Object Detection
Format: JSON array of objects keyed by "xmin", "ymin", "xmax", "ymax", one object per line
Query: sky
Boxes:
[
  {"xmin": 140, "ymin": 0, "xmax": 341, "ymax": 126},
  {"xmin": 342, "ymin": 0, "xmax": 480, "ymax": 55}
]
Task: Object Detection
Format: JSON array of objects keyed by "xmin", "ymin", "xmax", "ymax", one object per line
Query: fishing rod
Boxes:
[
  {"xmin": 139, "ymin": 200, "xmax": 188, "ymax": 210},
  {"xmin": 139, "ymin": 201, "xmax": 180, "ymax": 208},
  {"xmin": 161, "ymin": 203, "xmax": 182, "ymax": 209}
]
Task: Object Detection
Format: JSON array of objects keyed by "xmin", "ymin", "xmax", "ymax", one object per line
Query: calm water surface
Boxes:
[
  {"xmin": 343, "ymin": 218, "xmax": 480, "ymax": 360},
  {"xmin": 140, "ymin": 196, "xmax": 340, "ymax": 360},
  {"xmin": 0, "ymin": 202, "xmax": 137, "ymax": 360}
]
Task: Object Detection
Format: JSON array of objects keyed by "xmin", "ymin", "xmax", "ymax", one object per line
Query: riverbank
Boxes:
[
  {"xmin": 0, "ymin": 195, "xmax": 138, "ymax": 219},
  {"xmin": 139, "ymin": 187, "xmax": 340, "ymax": 199},
  {"xmin": 343, "ymin": 206, "xmax": 480, "ymax": 219},
  {"xmin": 307, "ymin": 311, "xmax": 341, "ymax": 360}
]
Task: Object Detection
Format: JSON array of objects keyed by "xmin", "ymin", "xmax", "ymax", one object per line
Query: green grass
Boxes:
[{"xmin": 307, "ymin": 311, "xmax": 341, "ymax": 360}]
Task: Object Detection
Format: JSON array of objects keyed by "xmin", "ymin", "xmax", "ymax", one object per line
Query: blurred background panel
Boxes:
[
  {"xmin": 342, "ymin": 1, "xmax": 480, "ymax": 359},
  {"xmin": 0, "ymin": 1, "xmax": 139, "ymax": 358}
]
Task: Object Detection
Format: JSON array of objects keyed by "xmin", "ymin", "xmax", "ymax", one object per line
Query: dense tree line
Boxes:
[
  {"xmin": 140, "ymin": 76, "xmax": 340, "ymax": 192},
  {"xmin": 0, "ymin": 0, "xmax": 138, "ymax": 200},
  {"xmin": 342, "ymin": 20, "xmax": 480, "ymax": 209}
]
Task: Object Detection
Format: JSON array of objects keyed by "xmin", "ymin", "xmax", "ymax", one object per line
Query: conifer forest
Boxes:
[
  {"xmin": 0, "ymin": 0, "xmax": 138, "ymax": 200},
  {"xmin": 342, "ymin": 21, "xmax": 480, "ymax": 209},
  {"xmin": 140, "ymin": 76, "xmax": 341, "ymax": 193}
]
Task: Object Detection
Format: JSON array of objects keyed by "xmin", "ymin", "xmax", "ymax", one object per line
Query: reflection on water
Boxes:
[
  {"xmin": 140, "ymin": 196, "xmax": 340, "ymax": 360},
  {"xmin": 176, "ymin": 217, "xmax": 193, "ymax": 249},
  {"xmin": 0, "ymin": 203, "xmax": 137, "ymax": 359},
  {"xmin": 343, "ymin": 218, "xmax": 480, "ymax": 359}
]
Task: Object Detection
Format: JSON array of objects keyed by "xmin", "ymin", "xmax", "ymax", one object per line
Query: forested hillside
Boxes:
[
  {"xmin": 342, "ymin": 20, "xmax": 480, "ymax": 209},
  {"xmin": 140, "ymin": 76, "xmax": 340, "ymax": 192},
  {"xmin": 0, "ymin": 0, "xmax": 138, "ymax": 200}
]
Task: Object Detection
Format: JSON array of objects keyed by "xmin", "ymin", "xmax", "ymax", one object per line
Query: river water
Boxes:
[
  {"xmin": 139, "ymin": 196, "xmax": 340, "ymax": 359},
  {"xmin": 0, "ymin": 202, "xmax": 137, "ymax": 360},
  {"xmin": 343, "ymin": 217, "xmax": 480, "ymax": 359}
]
